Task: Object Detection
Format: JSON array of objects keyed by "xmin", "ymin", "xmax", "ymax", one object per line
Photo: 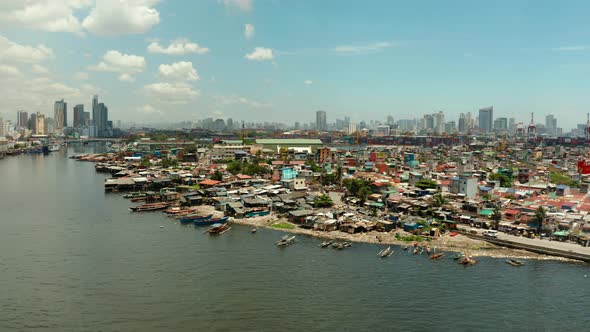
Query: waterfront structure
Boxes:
[
  {"xmin": 479, "ymin": 106, "xmax": 493, "ymax": 133},
  {"xmin": 73, "ymin": 104, "xmax": 84, "ymax": 128},
  {"xmin": 54, "ymin": 99, "xmax": 67, "ymax": 130},
  {"xmin": 316, "ymin": 111, "xmax": 327, "ymax": 131},
  {"xmin": 17, "ymin": 111, "xmax": 28, "ymax": 128}
]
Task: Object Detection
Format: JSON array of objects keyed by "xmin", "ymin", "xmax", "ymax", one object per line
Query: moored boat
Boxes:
[
  {"xmin": 205, "ymin": 223, "xmax": 231, "ymax": 235},
  {"xmin": 129, "ymin": 202, "xmax": 171, "ymax": 212},
  {"xmin": 505, "ymin": 259, "xmax": 525, "ymax": 267},
  {"xmin": 178, "ymin": 214, "xmax": 212, "ymax": 224},
  {"xmin": 195, "ymin": 216, "xmax": 229, "ymax": 226},
  {"xmin": 275, "ymin": 235, "xmax": 296, "ymax": 247},
  {"xmin": 429, "ymin": 253, "xmax": 444, "ymax": 260},
  {"xmin": 378, "ymin": 247, "xmax": 394, "ymax": 257},
  {"xmin": 319, "ymin": 240, "xmax": 332, "ymax": 248}
]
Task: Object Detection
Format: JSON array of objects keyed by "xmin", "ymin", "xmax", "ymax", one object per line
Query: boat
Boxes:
[
  {"xmin": 275, "ymin": 235, "xmax": 296, "ymax": 247},
  {"xmin": 164, "ymin": 207, "xmax": 197, "ymax": 215},
  {"xmin": 413, "ymin": 248, "xmax": 419, "ymax": 255},
  {"xmin": 123, "ymin": 192, "xmax": 145, "ymax": 199},
  {"xmin": 129, "ymin": 202, "xmax": 171, "ymax": 212},
  {"xmin": 130, "ymin": 196, "xmax": 148, "ymax": 202},
  {"xmin": 319, "ymin": 240, "xmax": 332, "ymax": 248},
  {"xmin": 505, "ymin": 259, "xmax": 525, "ymax": 267},
  {"xmin": 378, "ymin": 247, "xmax": 394, "ymax": 257},
  {"xmin": 429, "ymin": 253, "xmax": 445, "ymax": 260},
  {"xmin": 205, "ymin": 223, "xmax": 231, "ymax": 235},
  {"xmin": 195, "ymin": 216, "xmax": 229, "ymax": 226},
  {"xmin": 251, "ymin": 228, "xmax": 258, "ymax": 233},
  {"xmin": 245, "ymin": 210, "xmax": 270, "ymax": 218},
  {"xmin": 178, "ymin": 214, "xmax": 212, "ymax": 224},
  {"xmin": 426, "ymin": 247, "xmax": 431, "ymax": 254},
  {"xmin": 450, "ymin": 231, "xmax": 459, "ymax": 237},
  {"xmin": 48, "ymin": 144, "xmax": 61, "ymax": 152},
  {"xmin": 459, "ymin": 256, "xmax": 478, "ymax": 266},
  {"xmin": 453, "ymin": 253, "xmax": 465, "ymax": 260}
]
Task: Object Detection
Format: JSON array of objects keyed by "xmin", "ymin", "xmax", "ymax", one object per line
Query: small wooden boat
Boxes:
[
  {"xmin": 195, "ymin": 216, "xmax": 229, "ymax": 226},
  {"xmin": 251, "ymin": 228, "xmax": 258, "ymax": 233},
  {"xmin": 319, "ymin": 241, "xmax": 332, "ymax": 248},
  {"xmin": 164, "ymin": 207, "xmax": 197, "ymax": 215},
  {"xmin": 205, "ymin": 223, "xmax": 231, "ymax": 235},
  {"xmin": 378, "ymin": 247, "xmax": 394, "ymax": 257},
  {"xmin": 129, "ymin": 202, "xmax": 171, "ymax": 212},
  {"xmin": 453, "ymin": 253, "xmax": 465, "ymax": 260},
  {"xmin": 275, "ymin": 235, "xmax": 296, "ymax": 247},
  {"xmin": 459, "ymin": 256, "xmax": 478, "ymax": 266},
  {"xmin": 429, "ymin": 253, "xmax": 444, "ymax": 260},
  {"xmin": 426, "ymin": 247, "xmax": 431, "ymax": 255},
  {"xmin": 179, "ymin": 214, "xmax": 212, "ymax": 224},
  {"xmin": 413, "ymin": 248, "xmax": 419, "ymax": 255},
  {"xmin": 505, "ymin": 259, "xmax": 525, "ymax": 267},
  {"xmin": 130, "ymin": 196, "xmax": 148, "ymax": 202},
  {"xmin": 123, "ymin": 192, "xmax": 144, "ymax": 199}
]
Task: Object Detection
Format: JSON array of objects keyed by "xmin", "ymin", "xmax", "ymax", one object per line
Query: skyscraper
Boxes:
[
  {"xmin": 434, "ymin": 111, "xmax": 445, "ymax": 134},
  {"xmin": 92, "ymin": 95, "xmax": 99, "ymax": 127},
  {"xmin": 97, "ymin": 102, "xmax": 108, "ymax": 137},
  {"xmin": 545, "ymin": 114, "xmax": 557, "ymax": 136},
  {"xmin": 17, "ymin": 111, "xmax": 28, "ymax": 128},
  {"xmin": 54, "ymin": 99, "xmax": 67, "ymax": 130},
  {"xmin": 73, "ymin": 104, "xmax": 84, "ymax": 128},
  {"xmin": 34, "ymin": 112, "xmax": 45, "ymax": 135},
  {"xmin": 493, "ymin": 117, "xmax": 508, "ymax": 132},
  {"xmin": 316, "ymin": 110, "xmax": 327, "ymax": 131},
  {"xmin": 478, "ymin": 106, "xmax": 493, "ymax": 133},
  {"xmin": 458, "ymin": 113, "xmax": 466, "ymax": 133}
]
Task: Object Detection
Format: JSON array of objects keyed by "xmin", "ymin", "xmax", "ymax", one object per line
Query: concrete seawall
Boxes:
[{"xmin": 460, "ymin": 232, "xmax": 590, "ymax": 263}]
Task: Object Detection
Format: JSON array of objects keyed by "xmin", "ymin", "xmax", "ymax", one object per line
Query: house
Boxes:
[
  {"xmin": 450, "ymin": 174, "xmax": 477, "ymax": 198},
  {"xmin": 555, "ymin": 184, "xmax": 570, "ymax": 196}
]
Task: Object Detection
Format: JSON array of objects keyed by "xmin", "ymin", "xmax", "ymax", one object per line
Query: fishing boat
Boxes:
[
  {"xmin": 429, "ymin": 253, "xmax": 445, "ymax": 260},
  {"xmin": 164, "ymin": 207, "xmax": 197, "ymax": 215},
  {"xmin": 453, "ymin": 253, "xmax": 465, "ymax": 260},
  {"xmin": 378, "ymin": 247, "xmax": 394, "ymax": 257},
  {"xmin": 178, "ymin": 214, "xmax": 213, "ymax": 224},
  {"xmin": 505, "ymin": 259, "xmax": 525, "ymax": 267},
  {"xmin": 459, "ymin": 256, "xmax": 478, "ymax": 266},
  {"xmin": 123, "ymin": 192, "xmax": 145, "ymax": 199},
  {"xmin": 130, "ymin": 196, "xmax": 148, "ymax": 202},
  {"xmin": 48, "ymin": 144, "xmax": 61, "ymax": 152},
  {"xmin": 205, "ymin": 223, "xmax": 231, "ymax": 235},
  {"xmin": 195, "ymin": 216, "xmax": 229, "ymax": 226},
  {"xmin": 129, "ymin": 202, "xmax": 171, "ymax": 212},
  {"xmin": 319, "ymin": 240, "xmax": 332, "ymax": 248},
  {"xmin": 251, "ymin": 228, "xmax": 258, "ymax": 233},
  {"xmin": 245, "ymin": 210, "xmax": 271, "ymax": 218},
  {"xmin": 275, "ymin": 235, "xmax": 296, "ymax": 247}
]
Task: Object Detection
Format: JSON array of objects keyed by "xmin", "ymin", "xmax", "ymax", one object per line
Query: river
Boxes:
[{"xmin": 0, "ymin": 144, "xmax": 588, "ymax": 331}]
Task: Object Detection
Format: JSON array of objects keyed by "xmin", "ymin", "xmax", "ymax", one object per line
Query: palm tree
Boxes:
[
  {"xmin": 491, "ymin": 206, "xmax": 502, "ymax": 230},
  {"xmin": 533, "ymin": 206, "xmax": 546, "ymax": 234},
  {"xmin": 335, "ymin": 164, "xmax": 343, "ymax": 190},
  {"xmin": 432, "ymin": 193, "xmax": 447, "ymax": 207}
]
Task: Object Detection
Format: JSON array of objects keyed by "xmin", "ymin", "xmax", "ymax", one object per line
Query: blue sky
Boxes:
[{"xmin": 1, "ymin": 0, "xmax": 590, "ymax": 129}]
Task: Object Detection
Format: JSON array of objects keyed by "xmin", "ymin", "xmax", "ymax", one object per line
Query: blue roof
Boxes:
[
  {"xmin": 479, "ymin": 186, "xmax": 492, "ymax": 191},
  {"xmin": 556, "ymin": 184, "xmax": 568, "ymax": 189}
]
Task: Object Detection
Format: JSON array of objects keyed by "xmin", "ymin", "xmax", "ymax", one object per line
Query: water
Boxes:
[{"xmin": 1, "ymin": 144, "xmax": 588, "ymax": 331}]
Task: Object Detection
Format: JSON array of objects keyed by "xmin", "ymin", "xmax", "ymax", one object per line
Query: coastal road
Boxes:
[{"xmin": 462, "ymin": 227, "xmax": 590, "ymax": 256}]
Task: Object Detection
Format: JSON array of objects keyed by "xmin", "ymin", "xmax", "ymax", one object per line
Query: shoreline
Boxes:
[{"xmin": 225, "ymin": 214, "xmax": 577, "ymax": 262}]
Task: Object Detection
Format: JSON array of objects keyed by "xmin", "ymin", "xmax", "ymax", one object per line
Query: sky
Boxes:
[{"xmin": 1, "ymin": 0, "xmax": 590, "ymax": 130}]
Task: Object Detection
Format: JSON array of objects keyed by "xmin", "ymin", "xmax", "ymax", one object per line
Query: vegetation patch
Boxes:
[{"xmin": 270, "ymin": 222, "xmax": 295, "ymax": 230}]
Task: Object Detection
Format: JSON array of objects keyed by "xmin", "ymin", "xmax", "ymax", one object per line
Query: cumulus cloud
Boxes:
[
  {"xmin": 137, "ymin": 104, "xmax": 162, "ymax": 115},
  {"xmin": 304, "ymin": 80, "xmax": 313, "ymax": 85},
  {"xmin": 118, "ymin": 73, "xmax": 135, "ymax": 82},
  {"xmin": 0, "ymin": 35, "xmax": 54, "ymax": 64},
  {"xmin": 219, "ymin": 0, "xmax": 253, "ymax": 11},
  {"xmin": 0, "ymin": 0, "xmax": 91, "ymax": 34},
  {"xmin": 82, "ymin": 0, "xmax": 160, "ymax": 36},
  {"xmin": 245, "ymin": 47, "xmax": 274, "ymax": 61},
  {"xmin": 90, "ymin": 50, "xmax": 146, "ymax": 81},
  {"xmin": 147, "ymin": 39, "xmax": 209, "ymax": 55},
  {"xmin": 333, "ymin": 41, "xmax": 396, "ymax": 55},
  {"xmin": 73, "ymin": 71, "xmax": 89, "ymax": 80},
  {"xmin": 158, "ymin": 61, "xmax": 199, "ymax": 81},
  {"xmin": 144, "ymin": 82, "xmax": 199, "ymax": 104},
  {"xmin": 0, "ymin": 64, "xmax": 20, "ymax": 76},
  {"xmin": 31, "ymin": 64, "xmax": 49, "ymax": 74},
  {"xmin": 244, "ymin": 23, "xmax": 255, "ymax": 39}
]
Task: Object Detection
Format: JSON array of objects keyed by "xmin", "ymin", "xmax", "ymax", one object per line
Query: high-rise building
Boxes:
[
  {"xmin": 478, "ymin": 106, "xmax": 493, "ymax": 133},
  {"xmin": 545, "ymin": 114, "xmax": 557, "ymax": 136},
  {"xmin": 54, "ymin": 99, "xmax": 67, "ymax": 130},
  {"xmin": 83, "ymin": 112, "xmax": 90, "ymax": 126},
  {"xmin": 387, "ymin": 115, "xmax": 394, "ymax": 125},
  {"xmin": 92, "ymin": 94, "xmax": 99, "ymax": 126},
  {"xmin": 17, "ymin": 111, "xmax": 28, "ymax": 128},
  {"xmin": 73, "ymin": 104, "xmax": 84, "ymax": 128},
  {"xmin": 434, "ymin": 111, "xmax": 445, "ymax": 134},
  {"xmin": 45, "ymin": 117, "xmax": 55, "ymax": 134},
  {"xmin": 494, "ymin": 117, "xmax": 508, "ymax": 132},
  {"xmin": 97, "ymin": 102, "xmax": 108, "ymax": 137},
  {"xmin": 34, "ymin": 112, "xmax": 45, "ymax": 135},
  {"xmin": 509, "ymin": 118, "xmax": 516, "ymax": 133},
  {"xmin": 316, "ymin": 110, "xmax": 327, "ymax": 131},
  {"xmin": 458, "ymin": 113, "xmax": 466, "ymax": 133},
  {"xmin": 466, "ymin": 112, "xmax": 473, "ymax": 131},
  {"xmin": 226, "ymin": 118, "xmax": 233, "ymax": 131}
]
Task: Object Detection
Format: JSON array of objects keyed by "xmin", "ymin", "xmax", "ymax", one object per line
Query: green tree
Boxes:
[
  {"xmin": 491, "ymin": 206, "xmax": 502, "ymax": 230},
  {"xmin": 160, "ymin": 157, "xmax": 178, "ymax": 168},
  {"xmin": 489, "ymin": 173, "xmax": 513, "ymax": 187},
  {"xmin": 358, "ymin": 186, "xmax": 372, "ymax": 204},
  {"xmin": 211, "ymin": 170, "xmax": 223, "ymax": 181},
  {"xmin": 313, "ymin": 194, "xmax": 333, "ymax": 208},
  {"xmin": 335, "ymin": 165, "xmax": 343, "ymax": 189},
  {"xmin": 533, "ymin": 206, "xmax": 546, "ymax": 233},
  {"xmin": 415, "ymin": 179, "xmax": 438, "ymax": 190},
  {"xmin": 140, "ymin": 156, "xmax": 151, "ymax": 168},
  {"xmin": 432, "ymin": 193, "xmax": 447, "ymax": 207}
]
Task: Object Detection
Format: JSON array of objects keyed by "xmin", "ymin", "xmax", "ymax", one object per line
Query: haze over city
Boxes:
[{"xmin": 1, "ymin": 0, "xmax": 590, "ymax": 130}]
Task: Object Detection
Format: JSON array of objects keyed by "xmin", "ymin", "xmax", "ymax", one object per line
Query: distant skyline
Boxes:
[{"xmin": 1, "ymin": 0, "xmax": 590, "ymax": 130}]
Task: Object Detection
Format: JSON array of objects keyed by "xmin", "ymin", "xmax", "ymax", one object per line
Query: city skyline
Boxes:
[{"xmin": 2, "ymin": 1, "xmax": 590, "ymax": 129}]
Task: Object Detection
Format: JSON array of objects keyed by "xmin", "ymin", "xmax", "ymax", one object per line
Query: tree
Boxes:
[
  {"xmin": 211, "ymin": 170, "xmax": 223, "ymax": 181},
  {"xmin": 335, "ymin": 165, "xmax": 343, "ymax": 189},
  {"xmin": 489, "ymin": 173, "xmax": 513, "ymax": 187},
  {"xmin": 140, "ymin": 156, "xmax": 151, "ymax": 168},
  {"xmin": 432, "ymin": 193, "xmax": 447, "ymax": 207},
  {"xmin": 313, "ymin": 194, "xmax": 333, "ymax": 208},
  {"xmin": 160, "ymin": 157, "xmax": 178, "ymax": 168},
  {"xmin": 533, "ymin": 206, "xmax": 546, "ymax": 233},
  {"xmin": 358, "ymin": 187, "xmax": 372, "ymax": 204},
  {"xmin": 491, "ymin": 206, "xmax": 502, "ymax": 230},
  {"xmin": 415, "ymin": 179, "xmax": 438, "ymax": 190}
]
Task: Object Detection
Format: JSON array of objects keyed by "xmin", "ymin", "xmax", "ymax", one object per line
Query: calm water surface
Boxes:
[{"xmin": 0, "ymin": 144, "xmax": 588, "ymax": 331}]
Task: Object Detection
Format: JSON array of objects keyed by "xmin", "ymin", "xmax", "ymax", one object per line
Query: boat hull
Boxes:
[{"xmin": 195, "ymin": 216, "xmax": 229, "ymax": 226}]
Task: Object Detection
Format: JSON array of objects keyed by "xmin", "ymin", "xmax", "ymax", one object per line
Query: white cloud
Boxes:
[
  {"xmin": 0, "ymin": 35, "xmax": 54, "ymax": 64},
  {"xmin": 213, "ymin": 94, "xmax": 271, "ymax": 108},
  {"xmin": 147, "ymin": 39, "xmax": 209, "ymax": 55},
  {"xmin": 73, "ymin": 71, "xmax": 89, "ymax": 80},
  {"xmin": 220, "ymin": 0, "xmax": 253, "ymax": 11},
  {"xmin": 304, "ymin": 80, "xmax": 313, "ymax": 85},
  {"xmin": 82, "ymin": 0, "xmax": 160, "ymax": 36},
  {"xmin": 0, "ymin": 64, "xmax": 20, "ymax": 76},
  {"xmin": 552, "ymin": 46, "xmax": 589, "ymax": 52},
  {"xmin": 245, "ymin": 47, "xmax": 274, "ymax": 61},
  {"xmin": 137, "ymin": 104, "xmax": 162, "ymax": 114},
  {"xmin": 31, "ymin": 64, "xmax": 49, "ymax": 74},
  {"xmin": 0, "ymin": 0, "xmax": 91, "ymax": 34},
  {"xmin": 244, "ymin": 23, "xmax": 255, "ymax": 40},
  {"xmin": 158, "ymin": 61, "xmax": 199, "ymax": 81},
  {"xmin": 333, "ymin": 41, "xmax": 396, "ymax": 55},
  {"xmin": 144, "ymin": 82, "xmax": 199, "ymax": 104},
  {"xmin": 90, "ymin": 50, "xmax": 146, "ymax": 81},
  {"xmin": 118, "ymin": 73, "xmax": 135, "ymax": 82}
]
